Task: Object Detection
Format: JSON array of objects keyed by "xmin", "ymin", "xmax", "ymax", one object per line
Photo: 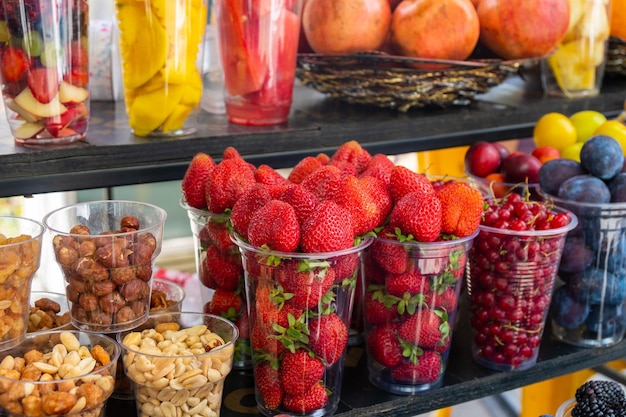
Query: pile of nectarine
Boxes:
[{"xmin": 301, "ymin": 0, "xmax": 571, "ymax": 63}]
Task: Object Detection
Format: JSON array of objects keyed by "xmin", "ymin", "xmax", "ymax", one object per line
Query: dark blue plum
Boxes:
[
  {"xmin": 558, "ymin": 236, "xmax": 593, "ymax": 273},
  {"xmin": 551, "ymin": 285, "xmax": 590, "ymax": 330},
  {"xmin": 567, "ymin": 267, "xmax": 626, "ymax": 304},
  {"xmin": 580, "ymin": 135, "xmax": 625, "ymax": 180},
  {"xmin": 538, "ymin": 158, "xmax": 585, "ymax": 196},
  {"xmin": 585, "ymin": 303, "xmax": 625, "ymax": 335},
  {"xmin": 608, "ymin": 172, "xmax": 626, "ymax": 202},
  {"xmin": 558, "ymin": 175, "xmax": 611, "ymax": 204}
]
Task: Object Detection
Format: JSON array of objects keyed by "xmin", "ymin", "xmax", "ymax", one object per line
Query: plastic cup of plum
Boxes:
[
  {"xmin": 361, "ymin": 232, "xmax": 477, "ymax": 394},
  {"xmin": 0, "ymin": 216, "xmax": 45, "ymax": 352},
  {"xmin": 117, "ymin": 312, "xmax": 238, "ymax": 417},
  {"xmin": 0, "ymin": 0, "xmax": 90, "ymax": 145},
  {"xmin": 467, "ymin": 202, "xmax": 577, "ymax": 372},
  {"xmin": 181, "ymin": 198, "xmax": 251, "ymax": 370},
  {"xmin": 0, "ymin": 330, "xmax": 119, "ymax": 417},
  {"xmin": 541, "ymin": 192, "xmax": 626, "ymax": 347},
  {"xmin": 43, "ymin": 200, "xmax": 167, "ymax": 333},
  {"xmin": 233, "ymin": 234, "xmax": 372, "ymax": 417},
  {"xmin": 215, "ymin": 0, "xmax": 302, "ymax": 125}
]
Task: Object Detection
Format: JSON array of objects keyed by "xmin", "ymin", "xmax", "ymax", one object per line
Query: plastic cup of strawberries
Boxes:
[
  {"xmin": 0, "ymin": 0, "xmax": 90, "ymax": 145},
  {"xmin": 466, "ymin": 193, "xmax": 577, "ymax": 372}
]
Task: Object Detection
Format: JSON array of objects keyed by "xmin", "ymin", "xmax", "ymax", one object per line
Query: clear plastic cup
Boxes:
[
  {"xmin": 467, "ymin": 207, "xmax": 577, "ymax": 371},
  {"xmin": 43, "ymin": 200, "xmax": 167, "ymax": 333},
  {"xmin": 361, "ymin": 232, "xmax": 476, "ymax": 394}
]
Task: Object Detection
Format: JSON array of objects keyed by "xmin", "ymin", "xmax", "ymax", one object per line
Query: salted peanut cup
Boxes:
[
  {"xmin": 0, "ymin": 330, "xmax": 119, "ymax": 417},
  {"xmin": 117, "ymin": 312, "xmax": 238, "ymax": 417}
]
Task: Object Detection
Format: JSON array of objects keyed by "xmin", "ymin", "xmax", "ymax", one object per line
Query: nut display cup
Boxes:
[
  {"xmin": 114, "ymin": 0, "xmax": 208, "ymax": 137},
  {"xmin": 215, "ymin": 0, "xmax": 302, "ymax": 125},
  {"xmin": 0, "ymin": 216, "xmax": 45, "ymax": 351},
  {"xmin": 361, "ymin": 232, "xmax": 477, "ymax": 395},
  {"xmin": 116, "ymin": 312, "xmax": 238, "ymax": 417},
  {"xmin": 181, "ymin": 199, "xmax": 251, "ymax": 369},
  {"xmin": 43, "ymin": 200, "xmax": 167, "ymax": 333},
  {"xmin": 0, "ymin": 330, "xmax": 120, "ymax": 417},
  {"xmin": 541, "ymin": 193, "xmax": 626, "ymax": 347},
  {"xmin": 0, "ymin": 0, "xmax": 90, "ymax": 145},
  {"xmin": 467, "ymin": 207, "xmax": 577, "ymax": 371},
  {"xmin": 465, "ymin": 170, "xmax": 542, "ymax": 201},
  {"xmin": 233, "ymin": 234, "xmax": 372, "ymax": 417},
  {"xmin": 540, "ymin": 0, "xmax": 612, "ymax": 98},
  {"xmin": 28, "ymin": 291, "xmax": 73, "ymax": 333}
]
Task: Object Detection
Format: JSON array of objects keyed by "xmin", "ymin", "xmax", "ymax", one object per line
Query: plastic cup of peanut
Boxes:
[
  {"xmin": 43, "ymin": 200, "xmax": 167, "ymax": 333},
  {"xmin": 117, "ymin": 312, "xmax": 238, "ymax": 417},
  {"xmin": 0, "ymin": 330, "xmax": 119, "ymax": 417}
]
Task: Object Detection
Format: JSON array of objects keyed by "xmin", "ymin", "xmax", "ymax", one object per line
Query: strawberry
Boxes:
[
  {"xmin": 251, "ymin": 321, "xmax": 286, "ymax": 358},
  {"xmin": 27, "ymin": 67, "xmax": 59, "ymax": 104},
  {"xmin": 283, "ymin": 381, "xmax": 328, "ymax": 414},
  {"xmin": 436, "ymin": 181, "xmax": 484, "ymax": 237},
  {"xmin": 390, "ymin": 351, "xmax": 442, "ymax": 384},
  {"xmin": 199, "ymin": 255, "xmax": 217, "ymax": 288},
  {"xmin": 364, "ymin": 291, "xmax": 399, "ymax": 325},
  {"xmin": 67, "ymin": 40, "xmax": 88, "ymax": 70},
  {"xmin": 389, "ymin": 166, "xmax": 435, "ymax": 203},
  {"xmin": 389, "ymin": 191, "xmax": 442, "ymax": 242},
  {"xmin": 223, "ymin": 146, "xmax": 244, "ymax": 160},
  {"xmin": 1, "ymin": 47, "xmax": 30, "ymax": 82},
  {"xmin": 287, "ymin": 155, "xmax": 323, "ymax": 184},
  {"xmin": 276, "ymin": 259, "xmax": 335, "ymax": 310},
  {"xmin": 248, "ymin": 200, "xmax": 301, "ymax": 252},
  {"xmin": 360, "ymin": 153, "xmax": 395, "ymax": 186},
  {"xmin": 386, "ymin": 270, "xmax": 430, "ymax": 298},
  {"xmin": 181, "ymin": 152, "xmax": 216, "ymax": 209},
  {"xmin": 255, "ymin": 361, "xmax": 283, "ymax": 410},
  {"xmin": 332, "ymin": 252, "xmax": 359, "ymax": 283},
  {"xmin": 329, "ymin": 140, "xmax": 372, "ymax": 175},
  {"xmin": 280, "ymin": 348, "xmax": 325, "ymax": 396},
  {"xmin": 205, "ymin": 158, "xmax": 256, "ymax": 213},
  {"xmin": 300, "ymin": 165, "xmax": 344, "ymax": 201},
  {"xmin": 205, "ymin": 245, "xmax": 242, "ymax": 291},
  {"xmin": 366, "ymin": 322, "xmax": 403, "ymax": 367},
  {"xmin": 316, "ymin": 153, "xmax": 330, "ymax": 164},
  {"xmin": 334, "ymin": 175, "xmax": 392, "ymax": 236},
  {"xmin": 398, "ymin": 309, "xmax": 449, "ymax": 349},
  {"xmin": 429, "ymin": 286, "xmax": 458, "ymax": 312},
  {"xmin": 363, "ymin": 251, "xmax": 386, "ymax": 284},
  {"xmin": 235, "ymin": 307, "xmax": 250, "ymax": 340},
  {"xmin": 204, "ymin": 289, "xmax": 243, "ymax": 320},
  {"xmin": 255, "ymin": 283, "xmax": 304, "ymax": 332},
  {"xmin": 308, "ymin": 313, "xmax": 348, "ymax": 365},
  {"xmin": 255, "ymin": 164, "xmax": 289, "ymax": 186},
  {"xmin": 230, "ymin": 184, "xmax": 273, "ymax": 238},
  {"xmin": 370, "ymin": 226, "xmax": 409, "ymax": 274},
  {"xmin": 205, "ymin": 216, "xmax": 236, "ymax": 252},
  {"xmin": 300, "ymin": 200, "xmax": 354, "ymax": 253},
  {"xmin": 278, "ymin": 183, "xmax": 319, "ymax": 225}
]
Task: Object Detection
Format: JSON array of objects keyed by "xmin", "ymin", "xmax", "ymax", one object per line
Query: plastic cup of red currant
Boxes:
[
  {"xmin": 361, "ymin": 232, "xmax": 477, "ymax": 394},
  {"xmin": 541, "ymin": 193, "xmax": 626, "ymax": 348},
  {"xmin": 467, "ymin": 193, "xmax": 577, "ymax": 372},
  {"xmin": 0, "ymin": 0, "xmax": 90, "ymax": 145}
]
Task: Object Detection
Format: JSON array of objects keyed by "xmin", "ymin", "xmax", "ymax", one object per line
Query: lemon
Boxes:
[
  {"xmin": 560, "ymin": 142, "xmax": 585, "ymax": 162},
  {"xmin": 593, "ymin": 120, "xmax": 626, "ymax": 155},
  {"xmin": 569, "ymin": 110, "xmax": 607, "ymax": 142},
  {"xmin": 533, "ymin": 112, "xmax": 578, "ymax": 152}
]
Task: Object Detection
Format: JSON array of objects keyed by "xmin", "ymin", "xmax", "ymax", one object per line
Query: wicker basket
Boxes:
[
  {"xmin": 296, "ymin": 52, "xmax": 527, "ymax": 111},
  {"xmin": 607, "ymin": 37, "xmax": 626, "ymax": 77}
]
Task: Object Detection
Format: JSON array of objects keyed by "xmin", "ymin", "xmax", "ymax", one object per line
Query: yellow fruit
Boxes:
[
  {"xmin": 562, "ymin": 0, "xmax": 586, "ymax": 43},
  {"xmin": 611, "ymin": 0, "xmax": 626, "ymax": 40},
  {"xmin": 162, "ymin": 104, "xmax": 195, "ymax": 133},
  {"xmin": 569, "ymin": 110, "xmax": 607, "ymax": 142},
  {"xmin": 128, "ymin": 84, "xmax": 185, "ymax": 136},
  {"xmin": 561, "ymin": 142, "xmax": 585, "ymax": 162},
  {"xmin": 533, "ymin": 112, "xmax": 578, "ymax": 152},
  {"xmin": 547, "ymin": 39, "xmax": 604, "ymax": 93},
  {"xmin": 572, "ymin": 2, "xmax": 610, "ymax": 42},
  {"xmin": 594, "ymin": 120, "xmax": 626, "ymax": 155}
]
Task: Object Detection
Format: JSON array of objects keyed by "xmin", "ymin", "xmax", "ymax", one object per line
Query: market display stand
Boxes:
[{"xmin": 1, "ymin": 74, "xmax": 626, "ymax": 416}]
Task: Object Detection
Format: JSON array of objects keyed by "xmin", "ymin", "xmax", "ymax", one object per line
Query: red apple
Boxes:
[
  {"xmin": 464, "ymin": 141, "xmax": 502, "ymax": 177},
  {"xmin": 500, "ymin": 153, "xmax": 542, "ymax": 183}
]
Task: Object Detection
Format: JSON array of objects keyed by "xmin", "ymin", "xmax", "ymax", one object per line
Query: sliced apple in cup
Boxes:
[
  {"xmin": 58, "ymin": 81, "xmax": 89, "ymax": 104},
  {"xmin": 45, "ymin": 103, "xmax": 88, "ymax": 137},
  {"xmin": 14, "ymin": 87, "xmax": 66, "ymax": 118},
  {"xmin": 13, "ymin": 121, "xmax": 45, "ymax": 140},
  {"xmin": 4, "ymin": 98, "xmax": 40, "ymax": 123}
]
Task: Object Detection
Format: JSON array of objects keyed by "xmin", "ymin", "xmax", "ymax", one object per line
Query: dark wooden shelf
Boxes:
[{"xmin": 0, "ymin": 73, "xmax": 625, "ymax": 198}]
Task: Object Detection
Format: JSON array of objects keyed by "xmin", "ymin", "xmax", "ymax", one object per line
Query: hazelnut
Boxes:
[
  {"xmin": 78, "ymin": 293, "xmax": 99, "ymax": 312},
  {"xmin": 99, "ymin": 291, "xmax": 125, "ymax": 314},
  {"xmin": 131, "ymin": 241, "xmax": 154, "ymax": 265},
  {"xmin": 69, "ymin": 225, "xmax": 91, "ymax": 235},
  {"xmin": 114, "ymin": 306, "xmax": 137, "ymax": 324},
  {"xmin": 110, "ymin": 266, "xmax": 135, "ymax": 286},
  {"xmin": 120, "ymin": 216, "xmax": 140, "ymax": 230},
  {"xmin": 96, "ymin": 242, "xmax": 129, "ymax": 268},
  {"xmin": 120, "ymin": 279, "xmax": 149, "ymax": 302},
  {"xmin": 90, "ymin": 280, "xmax": 116, "ymax": 297}
]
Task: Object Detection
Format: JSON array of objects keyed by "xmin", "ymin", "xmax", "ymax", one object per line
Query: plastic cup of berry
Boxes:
[
  {"xmin": 232, "ymin": 233, "xmax": 372, "ymax": 417},
  {"xmin": 541, "ymin": 192, "xmax": 626, "ymax": 348},
  {"xmin": 361, "ymin": 231, "xmax": 477, "ymax": 394},
  {"xmin": 0, "ymin": 0, "xmax": 90, "ymax": 145},
  {"xmin": 466, "ymin": 193, "xmax": 577, "ymax": 371}
]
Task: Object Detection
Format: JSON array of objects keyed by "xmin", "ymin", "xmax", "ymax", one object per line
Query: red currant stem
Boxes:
[{"xmin": 502, "ymin": 323, "xmax": 543, "ymax": 334}]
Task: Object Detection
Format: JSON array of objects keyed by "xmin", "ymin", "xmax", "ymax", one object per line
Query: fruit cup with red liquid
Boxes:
[
  {"xmin": 0, "ymin": 0, "xmax": 90, "ymax": 144},
  {"xmin": 214, "ymin": 0, "xmax": 302, "ymax": 125},
  {"xmin": 466, "ymin": 193, "xmax": 577, "ymax": 371}
]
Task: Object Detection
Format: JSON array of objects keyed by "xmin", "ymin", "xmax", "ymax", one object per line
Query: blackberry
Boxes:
[
  {"xmin": 572, "ymin": 397, "xmax": 619, "ymax": 417},
  {"xmin": 575, "ymin": 380, "xmax": 626, "ymax": 409}
]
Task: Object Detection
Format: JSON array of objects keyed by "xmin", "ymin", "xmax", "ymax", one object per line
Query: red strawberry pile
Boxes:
[
  {"xmin": 361, "ymin": 176, "xmax": 483, "ymax": 392},
  {"xmin": 467, "ymin": 193, "xmax": 573, "ymax": 371},
  {"xmin": 180, "ymin": 140, "xmax": 485, "ymax": 409}
]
